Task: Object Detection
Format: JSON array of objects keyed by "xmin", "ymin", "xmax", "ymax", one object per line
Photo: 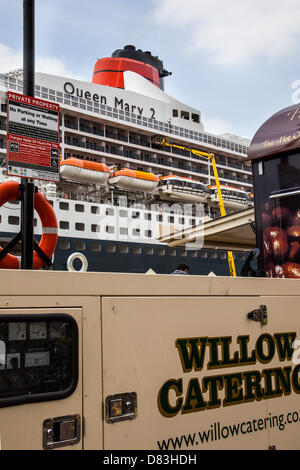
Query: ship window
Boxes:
[
  {"xmin": 133, "ymin": 246, "xmax": 141, "ymax": 254},
  {"xmin": 59, "ymin": 202, "xmax": 69, "ymax": 211},
  {"xmin": 59, "ymin": 240, "xmax": 70, "ymax": 250},
  {"xmin": 157, "ymin": 248, "xmax": 166, "ymax": 256},
  {"xmin": 48, "ymin": 200, "xmax": 54, "ymax": 207},
  {"xmin": 180, "ymin": 251, "xmax": 187, "ymax": 257},
  {"xmin": 90, "ymin": 242, "xmax": 101, "ymax": 252},
  {"xmin": 145, "ymin": 230, "xmax": 152, "ymax": 238},
  {"xmin": 132, "ymin": 212, "xmax": 140, "ymax": 219},
  {"xmin": 168, "ymin": 216, "xmax": 175, "ymax": 223},
  {"xmin": 91, "ymin": 206, "xmax": 100, "ymax": 214},
  {"xmin": 145, "ymin": 247, "xmax": 153, "ymax": 255},
  {"xmin": 34, "ymin": 218, "xmax": 37, "ymax": 227},
  {"xmin": 59, "ymin": 221, "xmax": 69, "ymax": 230},
  {"xmin": 210, "ymin": 252, "xmax": 217, "ymax": 259},
  {"xmin": 75, "ymin": 223, "xmax": 85, "ymax": 231},
  {"xmin": 120, "ymin": 227, "xmax": 128, "ymax": 235},
  {"xmin": 220, "ymin": 253, "xmax": 227, "ymax": 260},
  {"xmin": 157, "ymin": 214, "xmax": 163, "ymax": 222},
  {"xmin": 144, "ymin": 213, "xmax": 152, "ymax": 221},
  {"xmin": 8, "ymin": 216, "xmax": 19, "ymax": 225},
  {"xmin": 119, "ymin": 210, "xmax": 128, "ymax": 217},
  {"xmin": 75, "ymin": 204, "xmax": 84, "ymax": 213},
  {"xmin": 189, "ymin": 251, "xmax": 197, "ymax": 258},
  {"xmin": 189, "ymin": 219, "xmax": 196, "ymax": 225},
  {"xmin": 91, "ymin": 224, "xmax": 100, "ymax": 233},
  {"xmin": 106, "ymin": 244, "xmax": 116, "ymax": 253},
  {"xmin": 106, "ymin": 208, "xmax": 114, "ymax": 216},
  {"xmin": 192, "ymin": 113, "xmax": 200, "ymax": 124},
  {"xmin": 120, "ymin": 245, "xmax": 129, "ymax": 254},
  {"xmin": 75, "ymin": 241, "xmax": 86, "ymax": 251},
  {"xmin": 106, "ymin": 226, "xmax": 114, "ymax": 234},
  {"xmin": 172, "ymin": 109, "xmax": 178, "ymax": 117},
  {"xmin": 133, "ymin": 229, "xmax": 140, "ymax": 236},
  {"xmin": 201, "ymin": 251, "xmax": 208, "ymax": 259},
  {"xmin": 179, "ymin": 217, "xmax": 185, "ymax": 224},
  {"xmin": 181, "ymin": 111, "xmax": 189, "ymax": 120},
  {"xmin": 169, "ymin": 248, "xmax": 176, "ymax": 256}
]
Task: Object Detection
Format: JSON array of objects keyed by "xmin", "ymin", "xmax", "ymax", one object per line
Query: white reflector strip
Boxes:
[{"xmin": 42, "ymin": 227, "xmax": 58, "ymax": 234}]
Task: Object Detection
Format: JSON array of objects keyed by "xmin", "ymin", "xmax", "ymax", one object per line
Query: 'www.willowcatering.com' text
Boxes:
[{"xmin": 157, "ymin": 410, "xmax": 300, "ymax": 450}]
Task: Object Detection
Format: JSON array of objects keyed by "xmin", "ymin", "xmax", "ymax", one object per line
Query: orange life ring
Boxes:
[{"xmin": 0, "ymin": 181, "xmax": 58, "ymax": 269}]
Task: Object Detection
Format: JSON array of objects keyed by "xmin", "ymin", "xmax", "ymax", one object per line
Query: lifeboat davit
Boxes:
[
  {"xmin": 157, "ymin": 175, "xmax": 208, "ymax": 203},
  {"xmin": 108, "ymin": 169, "xmax": 159, "ymax": 192},
  {"xmin": 60, "ymin": 158, "xmax": 110, "ymax": 184}
]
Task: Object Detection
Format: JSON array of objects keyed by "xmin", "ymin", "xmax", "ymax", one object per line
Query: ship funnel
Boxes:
[{"xmin": 92, "ymin": 45, "xmax": 171, "ymax": 91}]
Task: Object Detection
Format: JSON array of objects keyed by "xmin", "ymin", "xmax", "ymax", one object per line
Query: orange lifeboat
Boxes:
[
  {"xmin": 60, "ymin": 158, "xmax": 110, "ymax": 184},
  {"xmin": 108, "ymin": 169, "xmax": 159, "ymax": 192},
  {"xmin": 208, "ymin": 185, "xmax": 253, "ymax": 209}
]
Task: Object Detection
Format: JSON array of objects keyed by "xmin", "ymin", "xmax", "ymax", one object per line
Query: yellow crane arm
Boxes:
[{"xmin": 154, "ymin": 136, "xmax": 237, "ymax": 277}]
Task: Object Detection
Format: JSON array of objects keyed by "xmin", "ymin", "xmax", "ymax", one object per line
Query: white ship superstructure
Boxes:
[{"xmin": 0, "ymin": 46, "xmax": 252, "ymax": 274}]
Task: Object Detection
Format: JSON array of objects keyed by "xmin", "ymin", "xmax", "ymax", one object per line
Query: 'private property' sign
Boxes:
[{"xmin": 7, "ymin": 92, "xmax": 60, "ymax": 182}]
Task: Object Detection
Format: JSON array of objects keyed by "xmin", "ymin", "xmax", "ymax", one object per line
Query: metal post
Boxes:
[
  {"xmin": 21, "ymin": 0, "xmax": 35, "ymax": 269},
  {"xmin": 23, "ymin": 0, "xmax": 35, "ymax": 98}
]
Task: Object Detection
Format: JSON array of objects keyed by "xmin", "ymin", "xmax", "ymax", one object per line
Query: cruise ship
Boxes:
[{"xmin": 0, "ymin": 45, "xmax": 253, "ymax": 275}]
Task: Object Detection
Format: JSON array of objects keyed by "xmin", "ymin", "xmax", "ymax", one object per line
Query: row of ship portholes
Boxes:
[
  {"xmin": 55, "ymin": 202, "xmax": 197, "ymax": 226},
  {"xmin": 57, "ymin": 240, "xmax": 247, "ymax": 261},
  {"xmin": 58, "ymin": 221, "xmax": 154, "ymax": 237},
  {"xmin": 3, "ymin": 201, "xmax": 197, "ymax": 226},
  {"xmin": 3, "ymin": 216, "xmax": 184, "ymax": 238}
]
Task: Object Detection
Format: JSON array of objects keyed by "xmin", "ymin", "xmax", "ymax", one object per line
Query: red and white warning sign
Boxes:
[{"xmin": 7, "ymin": 92, "xmax": 60, "ymax": 182}]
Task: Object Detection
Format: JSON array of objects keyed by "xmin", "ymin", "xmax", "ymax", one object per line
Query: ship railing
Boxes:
[
  {"xmin": 129, "ymin": 137, "xmax": 140, "ymax": 145},
  {"xmin": 161, "ymin": 184, "xmax": 208, "ymax": 194},
  {"xmin": 117, "ymin": 134, "xmax": 128, "ymax": 142},
  {"xmin": 92, "ymin": 128, "xmax": 104, "ymax": 136},
  {"xmin": 63, "ymin": 137, "xmax": 251, "ymax": 175},
  {"xmin": 63, "ymin": 143, "xmax": 252, "ymax": 183},
  {"xmin": 64, "ymin": 122, "xmax": 78, "ymax": 130},
  {"xmin": 210, "ymin": 194, "xmax": 252, "ymax": 204},
  {"xmin": 79, "ymin": 125, "xmax": 104, "ymax": 137},
  {"xmin": 105, "ymin": 131, "xmax": 118, "ymax": 139}
]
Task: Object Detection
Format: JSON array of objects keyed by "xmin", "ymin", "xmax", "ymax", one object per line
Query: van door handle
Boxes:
[{"xmin": 247, "ymin": 305, "xmax": 268, "ymax": 326}]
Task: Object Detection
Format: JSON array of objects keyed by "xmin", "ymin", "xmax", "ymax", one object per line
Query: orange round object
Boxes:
[{"xmin": 0, "ymin": 181, "xmax": 58, "ymax": 269}]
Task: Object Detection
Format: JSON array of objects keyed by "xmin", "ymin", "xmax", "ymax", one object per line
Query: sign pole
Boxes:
[{"xmin": 21, "ymin": 0, "xmax": 35, "ymax": 269}]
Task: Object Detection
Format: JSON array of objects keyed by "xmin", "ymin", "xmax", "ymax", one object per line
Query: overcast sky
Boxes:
[{"xmin": 1, "ymin": 0, "xmax": 300, "ymax": 140}]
